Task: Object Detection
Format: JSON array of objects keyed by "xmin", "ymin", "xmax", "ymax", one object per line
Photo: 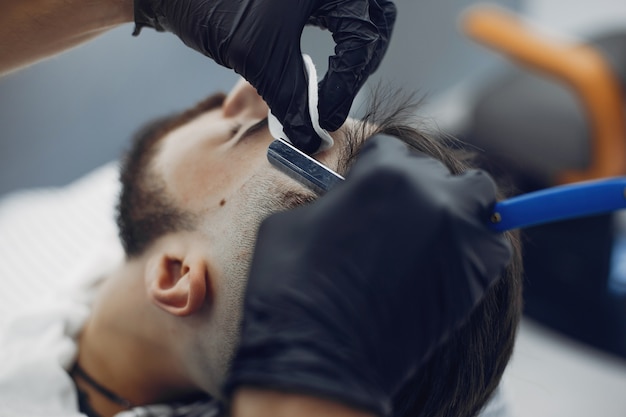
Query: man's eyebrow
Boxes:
[{"xmin": 238, "ymin": 118, "xmax": 269, "ymax": 144}]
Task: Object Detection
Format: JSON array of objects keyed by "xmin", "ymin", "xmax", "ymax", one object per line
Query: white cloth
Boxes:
[
  {"xmin": 268, "ymin": 54, "xmax": 334, "ymax": 153},
  {"xmin": 0, "ymin": 163, "xmax": 122, "ymax": 417},
  {"xmin": 0, "ymin": 287, "xmax": 93, "ymax": 417},
  {"xmin": 0, "ymin": 163, "xmax": 219, "ymax": 417},
  {"xmin": 0, "ymin": 163, "xmax": 123, "ymax": 323}
]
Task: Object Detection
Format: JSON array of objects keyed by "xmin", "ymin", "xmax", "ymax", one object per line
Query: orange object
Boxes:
[{"xmin": 461, "ymin": 6, "xmax": 626, "ymax": 184}]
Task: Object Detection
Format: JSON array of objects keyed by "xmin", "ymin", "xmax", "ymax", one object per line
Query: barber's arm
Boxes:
[
  {"xmin": 0, "ymin": 0, "xmax": 132, "ymax": 75},
  {"xmin": 224, "ymin": 135, "xmax": 512, "ymax": 417}
]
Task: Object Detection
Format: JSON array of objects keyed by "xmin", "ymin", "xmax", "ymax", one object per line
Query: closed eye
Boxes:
[
  {"xmin": 236, "ymin": 118, "xmax": 269, "ymax": 145},
  {"xmin": 231, "ymin": 122, "xmax": 244, "ymax": 136}
]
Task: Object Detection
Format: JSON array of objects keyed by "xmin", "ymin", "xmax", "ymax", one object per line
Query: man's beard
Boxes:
[
  {"xmin": 115, "ymin": 115, "xmax": 191, "ymax": 258},
  {"xmin": 115, "ymin": 93, "xmax": 226, "ymax": 258}
]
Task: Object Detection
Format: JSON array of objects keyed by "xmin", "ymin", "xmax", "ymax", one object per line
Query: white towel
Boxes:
[{"xmin": 268, "ymin": 54, "xmax": 334, "ymax": 153}]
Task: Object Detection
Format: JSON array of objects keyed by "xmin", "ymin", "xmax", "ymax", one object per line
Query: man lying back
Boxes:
[{"xmin": 0, "ymin": 80, "xmax": 521, "ymax": 417}]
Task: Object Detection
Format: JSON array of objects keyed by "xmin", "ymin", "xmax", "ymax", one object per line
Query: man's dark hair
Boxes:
[{"xmin": 116, "ymin": 94, "xmax": 227, "ymax": 258}]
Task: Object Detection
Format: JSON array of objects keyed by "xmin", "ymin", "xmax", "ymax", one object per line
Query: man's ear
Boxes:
[{"xmin": 145, "ymin": 253, "xmax": 211, "ymax": 317}]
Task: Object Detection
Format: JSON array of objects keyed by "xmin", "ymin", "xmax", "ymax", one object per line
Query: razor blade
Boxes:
[{"xmin": 268, "ymin": 138, "xmax": 344, "ymax": 195}]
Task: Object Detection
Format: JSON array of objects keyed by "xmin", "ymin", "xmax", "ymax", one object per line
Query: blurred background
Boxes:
[
  {"xmin": 0, "ymin": 0, "xmax": 522, "ymax": 196},
  {"xmin": 2, "ymin": 0, "xmax": 626, "ymax": 415}
]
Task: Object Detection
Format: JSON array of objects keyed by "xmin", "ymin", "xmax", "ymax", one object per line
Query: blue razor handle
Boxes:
[
  {"xmin": 267, "ymin": 139, "xmax": 626, "ymax": 231},
  {"xmin": 489, "ymin": 177, "xmax": 626, "ymax": 231}
]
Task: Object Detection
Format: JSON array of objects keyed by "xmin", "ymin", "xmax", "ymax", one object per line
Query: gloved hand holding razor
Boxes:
[{"xmin": 133, "ymin": 0, "xmax": 397, "ymax": 154}]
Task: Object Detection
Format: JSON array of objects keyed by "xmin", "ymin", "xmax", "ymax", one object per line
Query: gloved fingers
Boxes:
[
  {"xmin": 364, "ymin": 0, "xmax": 397, "ymax": 74},
  {"xmin": 454, "ymin": 169, "xmax": 500, "ymax": 214},
  {"xmin": 276, "ymin": 60, "xmax": 322, "ymax": 154},
  {"xmin": 253, "ymin": 44, "xmax": 322, "ymax": 154},
  {"xmin": 316, "ymin": 0, "xmax": 395, "ymax": 131},
  {"xmin": 449, "ymin": 170, "xmax": 513, "ymax": 279}
]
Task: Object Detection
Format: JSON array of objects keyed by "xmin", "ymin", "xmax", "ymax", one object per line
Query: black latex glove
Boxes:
[
  {"xmin": 223, "ymin": 135, "xmax": 512, "ymax": 416},
  {"xmin": 133, "ymin": 0, "xmax": 396, "ymax": 154}
]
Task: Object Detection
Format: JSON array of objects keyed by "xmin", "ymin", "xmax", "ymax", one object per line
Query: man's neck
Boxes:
[{"xmin": 73, "ymin": 261, "xmax": 202, "ymax": 417}]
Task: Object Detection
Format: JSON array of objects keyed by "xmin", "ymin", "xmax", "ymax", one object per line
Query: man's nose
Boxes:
[{"xmin": 223, "ymin": 79, "xmax": 269, "ymax": 119}]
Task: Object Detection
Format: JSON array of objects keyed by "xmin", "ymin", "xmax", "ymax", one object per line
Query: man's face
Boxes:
[
  {"xmin": 116, "ymin": 79, "xmax": 353, "ymax": 395},
  {"xmin": 117, "ymin": 78, "xmax": 348, "ymax": 257},
  {"xmin": 152, "ymin": 79, "xmax": 343, "ymax": 214}
]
